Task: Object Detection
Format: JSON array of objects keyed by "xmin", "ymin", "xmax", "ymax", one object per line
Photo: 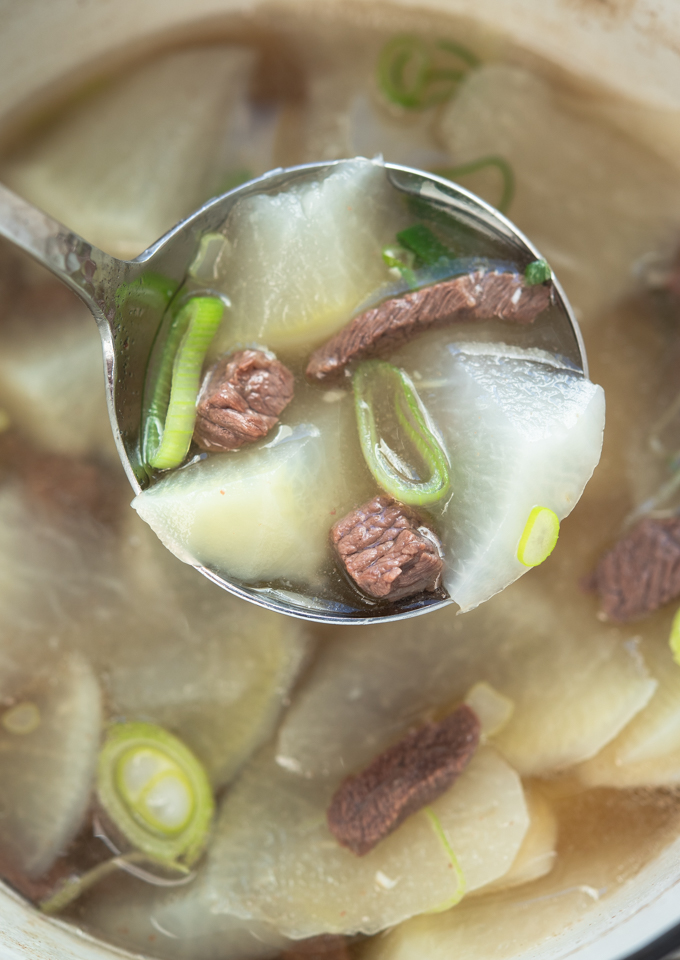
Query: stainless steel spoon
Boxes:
[{"xmin": 0, "ymin": 160, "xmax": 586, "ymax": 624}]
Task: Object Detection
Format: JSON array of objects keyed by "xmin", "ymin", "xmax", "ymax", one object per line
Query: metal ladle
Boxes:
[{"xmin": 0, "ymin": 161, "xmax": 586, "ymax": 624}]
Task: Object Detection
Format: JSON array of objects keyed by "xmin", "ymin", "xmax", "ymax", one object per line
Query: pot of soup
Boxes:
[{"xmin": 2, "ymin": 1, "xmax": 680, "ymax": 959}]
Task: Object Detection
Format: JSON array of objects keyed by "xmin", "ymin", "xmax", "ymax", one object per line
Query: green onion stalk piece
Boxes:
[
  {"xmin": 396, "ymin": 224, "xmax": 451, "ymax": 266},
  {"xmin": 353, "ymin": 360, "xmax": 450, "ymax": 506},
  {"xmin": 97, "ymin": 722, "xmax": 214, "ymax": 868},
  {"xmin": 40, "ymin": 851, "xmax": 158, "ymax": 915},
  {"xmin": 516, "ymin": 506, "xmax": 560, "ymax": 567},
  {"xmin": 147, "ymin": 296, "xmax": 225, "ymax": 471},
  {"xmin": 382, "ymin": 244, "xmax": 418, "ymax": 288},
  {"xmin": 377, "ymin": 34, "xmax": 480, "ymax": 111},
  {"xmin": 114, "ymin": 271, "xmax": 177, "ymax": 316},
  {"xmin": 524, "ymin": 259, "xmax": 552, "ymax": 286},
  {"xmin": 188, "ymin": 233, "xmax": 231, "ymax": 283},
  {"xmin": 669, "ymin": 607, "xmax": 680, "ymax": 667},
  {"xmin": 142, "ymin": 303, "xmax": 192, "ymax": 466},
  {"xmin": 423, "ymin": 806, "xmax": 466, "ymax": 912},
  {"xmin": 432, "ymin": 155, "xmax": 516, "ymax": 214}
]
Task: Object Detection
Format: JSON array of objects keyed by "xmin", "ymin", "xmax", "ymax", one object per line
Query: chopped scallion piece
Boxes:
[
  {"xmin": 142, "ymin": 304, "xmax": 193, "ymax": 466},
  {"xmin": 148, "ymin": 296, "xmax": 225, "ymax": 471},
  {"xmin": 669, "ymin": 607, "xmax": 680, "ymax": 667},
  {"xmin": 423, "ymin": 806, "xmax": 466, "ymax": 912},
  {"xmin": 97, "ymin": 722, "xmax": 214, "ymax": 869},
  {"xmin": 396, "ymin": 224, "xmax": 451, "ymax": 266},
  {"xmin": 115, "ymin": 271, "xmax": 176, "ymax": 315},
  {"xmin": 382, "ymin": 244, "xmax": 418, "ymax": 287},
  {"xmin": 353, "ymin": 360, "xmax": 450, "ymax": 506},
  {"xmin": 188, "ymin": 232, "xmax": 230, "ymax": 283},
  {"xmin": 377, "ymin": 34, "xmax": 479, "ymax": 110},
  {"xmin": 215, "ymin": 167, "xmax": 253, "ymax": 196},
  {"xmin": 517, "ymin": 506, "xmax": 560, "ymax": 567},
  {"xmin": 524, "ymin": 259, "xmax": 552, "ymax": 286},
  {"xmin": 432, "ymin": 155, "xmax": 516, "ymax": 214},
  {"xmin": 40, "ymin": 851, "xmax": 153, "ymax": 915}
]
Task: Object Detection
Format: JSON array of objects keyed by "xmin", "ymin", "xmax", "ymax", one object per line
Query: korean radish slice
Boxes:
[
  {"xmin": 0, "ymin": 654, "xmax": 102, "ymax": 879},
  {"xmin": 277, "ymin": 574, "xmax": 655, "ymax": 780},
  {"xmin": 184, "ymin": 745, "xmax": 527, "ymax": 939},
  {"xmin": 209, "ymin": 158, "xmax": 403, "ymax": 355},
  {"xmin": 408, "ymin": 342, "xmax": 605, "ymax": 611}
]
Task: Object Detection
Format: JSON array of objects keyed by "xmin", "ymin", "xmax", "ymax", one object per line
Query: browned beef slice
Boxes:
[
  {"xmin": 584, "ymin": 517, "xmax": 680, "ymax": 621},
  {"xmin": 327, "ymin": 704, "xmax": 480, "ymax": 856},
  {"xmin": 331, "ymin": 495, "xmax": 443, "ymax": 601},
  {"xmin": 307, "ymin": 270, "xmax": 551, "ymax": 383},
  {"xmin": 194, "ymin": 349, "xmax": 294, "ymax": 451},
  {"xmin": 280, "ymin": 935, "xmax": 351, "ymax": 959}
]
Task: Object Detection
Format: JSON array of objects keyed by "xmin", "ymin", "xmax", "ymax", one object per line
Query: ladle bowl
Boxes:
[{"xmin": 0, "ymin": 160, "xmax": 586, "ymax": 624}]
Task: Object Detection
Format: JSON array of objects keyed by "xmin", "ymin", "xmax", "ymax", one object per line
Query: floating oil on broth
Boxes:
[{"xmin": 2, "ymin": 2, "xmax": 680, "ymax": 959}]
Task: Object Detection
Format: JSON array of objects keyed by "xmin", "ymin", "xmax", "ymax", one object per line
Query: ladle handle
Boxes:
[{"xmin": 0, "ymin": 180, "xmax": 125, "ymax": 323}]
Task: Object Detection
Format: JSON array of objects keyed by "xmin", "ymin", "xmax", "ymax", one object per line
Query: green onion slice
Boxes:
[
  {"xmin": 423, "ymin": 806, "xmax": 466, "ymax": 912},
  {"xmin": 382, "ymin": 245, "xmax": 418, "ymax": 288},
  {"xmin": 377, "ymin": 34, "xmax": 479, "ymax": 111},
  {"xmin": 524, "ymin": 259, "xmax": 552, "ymax": 286},
  {"xmin": 147, "ymin": 295, "xmax": 225, "ymax": 471},
  {"xmin": 432, "ymin": 155, "xmax": 516, "ymax": 214},
  {"xmin": 97, "ymin": 721, "xmax": 214, "ymax": 869},
  {"xmin": 142, "ymin": 302, "xmax": 192, "ymax": 466},
  {"xmin": 517, "ymin": 506, "xmax": 560, "ymax": 567},
  {"xmin": 669, "ymin": 607, "xmax": 680, "ymax": 667},
  {"xmin": 115, "ymin": 271, "xmax": 176, "ymax": 315},
  {"xmin": 396, "ymin": 224, "xmax": 451, "ymax": 266},
  {"xmin": 214, "ymin": 167, "xmax": 253, "ymax": 196},
  {"xmin": 353, "ymin": 360, "xmax": 451, "ymax": 506}
]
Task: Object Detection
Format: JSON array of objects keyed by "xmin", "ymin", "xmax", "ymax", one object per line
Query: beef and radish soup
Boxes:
[{"xmin": 1, "ymin": 3, "xmax": 680, "ymax": 959}]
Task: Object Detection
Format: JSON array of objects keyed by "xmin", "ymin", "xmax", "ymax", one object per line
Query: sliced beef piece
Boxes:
[
  {"xmin": 327, "ymin": 704, "xmax": 480, "ymax": 856},
  {"xmin": 280, "ymin": 935, "xmax": 351, "ymax": 960},
  {"xmin": 331, "ymin": 495, "xmax": 443, "ymax": 601},
  {"xmin": 194, "ymin": 349, "xmax": 294, "ymax": 452},
  {"xmin": 583, "ymin": 517, "xmax": 680, "ymax": 621},
  {"xmin": 307, "ymin": 270, "xmax": 551, "ymax": 383}
]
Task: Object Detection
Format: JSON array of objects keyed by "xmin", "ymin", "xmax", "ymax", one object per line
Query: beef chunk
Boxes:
[
  {"xmin": 307, "ymin": 270, "xmax": 551, "ymax": 383},
  {"xmin": 327, "ymin": 705, "xmax": 481, "ymax": 856},
  {"xmin": 584, "ymin": 517, "xmax": 680, "ymax": 621},
  {"xmin": 331, "ymin": 495, "xmax": 443, "ymax": 601},
  {"xmin": 280, "ymin": 935, "xmax": 351, "ymax": 960},
  {"xmin": 194, "ymin": 349, "xmax": 294, "ymax": 451}
]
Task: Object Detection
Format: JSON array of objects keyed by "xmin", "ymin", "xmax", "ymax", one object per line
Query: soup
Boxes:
[
  {"xmin": 127, "ymin": 157, "xmax": 602, "ymax": 614},
  {"xmin": 1, "ymin": 4, "xmax": 680, "ymax": 959}
]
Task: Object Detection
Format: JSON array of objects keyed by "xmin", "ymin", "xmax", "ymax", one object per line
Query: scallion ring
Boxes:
[
  {"xmin": 97, "ymin": 721, "xmax": 214, "ymax": 869},
  {"xmin": 377, "ymin": 35, "xmax": 479, "ymax": 111},
  {"xmin": 353, "ymin": 360, "xmax": 450, "ymax": 506},
  {"xmin": 432, "ymin": 156, "xmax": 516, "ymax": 214},
  {"xmin": 517, "ymin": 506, "xmax": 560, "ymax": 567}
]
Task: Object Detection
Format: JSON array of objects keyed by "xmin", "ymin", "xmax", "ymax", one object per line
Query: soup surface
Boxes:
[{"xmin": 1, "ymin": 3, "xmax": 680, "ymax": 959}]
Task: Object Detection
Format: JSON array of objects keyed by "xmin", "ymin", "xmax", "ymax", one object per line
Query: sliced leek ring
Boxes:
[
  {"xmin": 517, "ymin": 506, "xmax": 560, "ymax": 567},
  {"xmin": 97, "ymin": 722, "xmax": 214, "ymax": 868}
]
